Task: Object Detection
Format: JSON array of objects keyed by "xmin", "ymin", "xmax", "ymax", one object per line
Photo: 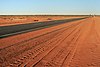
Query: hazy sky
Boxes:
[{"xmin": 0, "ymin": 0, "xmax": 99, "ymax": 15}]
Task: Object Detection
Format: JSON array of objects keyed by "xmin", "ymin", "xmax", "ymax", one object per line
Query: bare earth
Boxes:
[
  {"xmin": 0, "ymin": 16, "xmax": 100, "ymax": 67},
  {"xmin": 0, "ymin": 15, "xmax": 84, "ymax": 26}
]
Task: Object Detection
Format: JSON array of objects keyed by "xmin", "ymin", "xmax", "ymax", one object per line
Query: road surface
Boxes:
[
  {"xmin": 0, "ymin": 18, "xmax": 85, "ymax": 38},
  {"xmin": 0, "ymin": 17, "xmax": 100, "ymax": 67}
]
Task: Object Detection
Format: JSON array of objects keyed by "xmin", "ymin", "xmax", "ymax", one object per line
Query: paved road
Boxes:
[{"xmin": 0, "ymin": 18, "xmax": 86, "ymax": 38}]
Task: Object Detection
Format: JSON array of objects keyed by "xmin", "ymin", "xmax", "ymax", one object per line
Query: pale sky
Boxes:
[{"xmin": 0, "ymin": 0, "xmax": 99, "ymax": 15}]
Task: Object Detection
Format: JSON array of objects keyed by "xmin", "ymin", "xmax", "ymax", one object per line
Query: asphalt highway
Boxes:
[{"xmin": 0, "ymin": 17, "xmax": 86, "ymax": 38}]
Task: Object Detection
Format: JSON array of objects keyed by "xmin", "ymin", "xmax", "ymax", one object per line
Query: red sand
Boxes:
[
  {"xmin": 0, "ymin": 17, "xmax": 100, "ymax": 67},
  {"xmin": 0, "ymin": 16, "xmax": 83, "ymax": 26}
]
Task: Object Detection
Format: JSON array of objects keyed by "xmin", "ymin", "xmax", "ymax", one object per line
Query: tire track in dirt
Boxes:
[
  {"xmin": 8, "ymin": 21, "xmax": 83, "ymax": 67},
  {"xmin": 83, "ymin": 17, "xmax": 100, "ymax": 67},
  {"xmin": 24, "ymin": 18, "xmax": 86, "ymax": 67},
  {"xmin": 32, "ymin": 18, "xmax": 86, "ymax": 67},
  {"xmin": 0, "ymin": 18, "xmax": 86, "ymax": 66},
  {"xmin": 63, "ymin": 17, "xmax": 94, "ymax": 67},
  {"xmin": 67, "ymin": 17, "xmax": 100, "ymax": 67}
]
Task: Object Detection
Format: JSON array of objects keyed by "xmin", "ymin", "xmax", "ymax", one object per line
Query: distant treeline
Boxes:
[
  {"xmin": 0, "ymin": 15, "xmax": 99, "ymax": 17},
  {"xmin": 0, "ymin": 15, "xmax": 91, "ymax": 16}
]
